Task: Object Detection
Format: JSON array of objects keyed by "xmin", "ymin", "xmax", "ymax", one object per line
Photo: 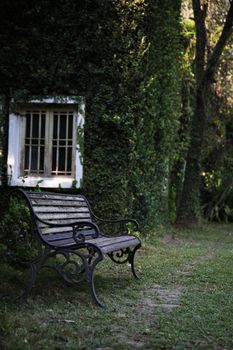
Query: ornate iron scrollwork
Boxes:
[
  {"xmin": 61, "ymin": 257, "xmax": 85, "ymax": 281},
  {"xmin": 45, "ymin": 250, "xmax": 87, "ymax": 285},
  {"xmin": 73, "ymin": 226, "xmax": 86, "ymax": 243},
  {"xmin": 108, "ymin": 248, "xmax": 130, "ymax": 264},
  {"xmin": 42, "ymin": 245, "xmax": 102, "ymax": 286}
]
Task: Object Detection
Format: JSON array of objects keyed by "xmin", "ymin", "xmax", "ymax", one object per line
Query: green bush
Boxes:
[{"xmin": 0, "ymin": 195, "xmax": 35, "ymax": 265}]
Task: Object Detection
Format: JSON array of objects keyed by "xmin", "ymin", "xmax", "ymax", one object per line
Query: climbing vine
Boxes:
[
  {"xmin": 0, "ymin": 0, "xmax": 182, "ymax": 232},
  {"xmin": 84, "ymin": 0, "xmax": 182, "ymax": 230}
]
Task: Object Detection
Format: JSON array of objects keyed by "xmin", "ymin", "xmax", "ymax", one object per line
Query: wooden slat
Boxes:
[
  {"xmin": 37, "ymin": 212, "xmax": 91, "ymax": 220},
  {"xmin": 46, "ymin": 232, "xmax": 73, "ymax": 241},
  {"xmin": 88, "ymin": 235, "xmax": 137, "ymax": 246},
  {"xmin": 41, "ymin": 227, "xmax": 95, "ymax": 235},
  {"xmin": 48, "ymin": 238, "xmax": 75, "ymax": 246},
  {"xmin": 40, "ymin": 226, "xmax": 72, "ymax": 234},
  {"xmin": 38, "ymin": 221, "xmax": 93, "ymax": 231},
  {"xmin": 88, "ymin": 235, "xmax": 140, "ymax": 254},
  {"xmin": 31, "ymin": 199, "xmax": 88, "ymax": 207},
  {"xmin": 45, "ymin": 230, "xmax": 95, "ymax": 242},
  {"xmin": 29, "ymin": 193, "xmax": 85, "ymax": 201},
  {"xmin": 38, "ymin": 218, "xmax": 92, "ymax": 225},
  {"xmin": 101, "ymin": 239, "xmax": 139, "ymax": 253},
  {"xmin": 34, "ymin": 206, "xmax": 90, "ymax": 213}
]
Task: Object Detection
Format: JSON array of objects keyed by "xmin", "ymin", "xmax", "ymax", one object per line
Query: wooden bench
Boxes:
[{"xmin": 14, "ymin": 190, "xmax": 141, "ymax": 307}]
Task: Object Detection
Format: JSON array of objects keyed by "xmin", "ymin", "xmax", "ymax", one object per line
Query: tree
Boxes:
[{"xmin": 176, "ymin": 0, "xmax": 233, "ymax": 226}]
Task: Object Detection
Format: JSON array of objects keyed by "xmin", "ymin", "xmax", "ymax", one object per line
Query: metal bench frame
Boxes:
[{"xmin": 14, "ymin": 189, "xmax": 141, "ymax": 307}]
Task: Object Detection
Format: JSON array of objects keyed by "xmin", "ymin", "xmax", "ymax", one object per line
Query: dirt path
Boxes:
[{"xmin": 120, "ymin": 238, "xmax": 219, "ymax": 349}]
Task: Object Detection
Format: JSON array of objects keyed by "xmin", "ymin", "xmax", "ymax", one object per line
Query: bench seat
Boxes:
[{"xmin": 45, "ymin": 232, "xmax": 140, "ymax": 253}]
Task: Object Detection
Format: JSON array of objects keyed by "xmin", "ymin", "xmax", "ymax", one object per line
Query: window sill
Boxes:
[{"xmin": 9, "ymin": 176, "xmax": 79, "ymax": 189}]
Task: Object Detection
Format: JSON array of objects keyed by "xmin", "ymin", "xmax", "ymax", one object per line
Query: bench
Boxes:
[{"xmin": 14, "ymin": 190, "xmax": 141, "ymax": 307}]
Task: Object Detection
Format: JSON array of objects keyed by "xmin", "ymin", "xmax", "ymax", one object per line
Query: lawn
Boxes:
[{"xmin": 1, "ymin": 223, "xmax": 233, "ymax": 349}]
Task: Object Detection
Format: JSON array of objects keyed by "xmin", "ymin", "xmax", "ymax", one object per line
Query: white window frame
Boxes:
[{"xmin": 7, "ymin": 97, "xmax": 84, "ymax": 188}]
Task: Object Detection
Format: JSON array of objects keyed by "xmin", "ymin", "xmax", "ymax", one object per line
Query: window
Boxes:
[
  {"xmin": 7, "ymin": 97, "xmax": 84, "ymax": 188},
  {"xmin": 23, "ymin": 109, "xmax": 75, "ymax": 177}
]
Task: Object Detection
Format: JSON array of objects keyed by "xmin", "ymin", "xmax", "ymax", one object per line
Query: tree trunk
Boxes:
[
  {"xmin": 168, "ymin": 78, "xmax": 193, "ymax": 222},
  {"xmin": 176, "ymin": 88, "xmax": 206, "ymax": 226},
  {"xmin": 205, "ymin": 177, "xmax": 233, "ymax": 221},
  {"xmin": 176, "ymin": 0, "xmax": 233, "ymax": 227}
]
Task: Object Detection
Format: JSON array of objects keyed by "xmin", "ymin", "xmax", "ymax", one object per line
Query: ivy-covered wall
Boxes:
[
  {"xmin": 0, "ymin": 0, "xmax": 182, "ymax": 231},
  {"xmin": 83, "ymin": 1, "xmax": 147, "ymax": 220},
  {"xmin": 83, "ymin": 0, "xmax": 182, "ymax": 230}
]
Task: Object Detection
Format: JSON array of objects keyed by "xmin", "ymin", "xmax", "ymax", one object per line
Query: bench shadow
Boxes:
[{"xmin": 0, "ymin": 260, "xmax": 140, "ymax": 308}]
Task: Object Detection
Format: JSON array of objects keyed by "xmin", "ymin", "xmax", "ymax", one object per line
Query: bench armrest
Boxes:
[
  {"xmin": 35, "ymin": 215, "xmax": 100, "ymax": 237},
  {"xmin": 92, "ymin": 214, "xmax": 140, "ymax": 232}
]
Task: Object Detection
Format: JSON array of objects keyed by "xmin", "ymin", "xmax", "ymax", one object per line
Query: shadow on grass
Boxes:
[{"xmin": 0, "ymin": 258, "xmax": 140, "ymax": 308}]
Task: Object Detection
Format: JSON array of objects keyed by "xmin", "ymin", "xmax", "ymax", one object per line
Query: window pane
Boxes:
[
  {"xmin": 26, "ymin": 113, "xmax": 31, "ymax": 138},
  {"xmin": 58, "ymin": 148, "xmax": 65, "ymax": 171},
  {"xmin": 40, "ymin": 146, "xmax": 44, "ymax": 172},
  {"xmin": 41, "ymin": 114, "xmax": 45, "ymax": 138},
  {"xmin": 23, "ymin": 110, "xmax": 45, "ymax": 175},
  {"xmin": 32, "ymin": 113, "xmax": 39, "ymax": 138},
  {"xmin": 32, "ymin": 139, "xmax": 39, "ymax": 145},
  {"xmin": 31, "ymin": 146, "xmax": 38, "ymax": 171},
  {"xmin": 24, "ymin": 146, "xmax": 29, "ymax": 170},
  {"xmin": 53, "ymin": 114, "xmax": 58, "ymax": 139},
  {"xmin": 51, "ymin": 111, "xmax": 74, "ymax": 176},
  {"xmin": 68, "ymin": 114, "xmax": 73, "ymax": 138},
  {"xmin": 67, "ymin": 148, "xmax": 72, "ymax": 172},
  {"xmin": 52, "ymin": 147, "xmax": 57, "ymax": 172},
  {"xmin": 59, "ymin": 115, "xmax": 67, "ymax": 139}
]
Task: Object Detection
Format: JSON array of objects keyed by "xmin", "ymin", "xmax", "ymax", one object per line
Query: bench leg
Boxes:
[
  {"xmin": 45, "ymin": 247, "xmax": 105, "ymax": 308},
  {"xmin": 107, "ymin": 245, "xmax": 141, "ymax": 279},
  {"xmin": 17, "ymin": 247, "xmax": 105, "ymax": 307},
  {"xmin": 128, "ymin": 244, "xmax": 141, "ymax": 279},
  {"xmin": 86, "ymin": 265, "xmax": 105, "ymax": 308},
  {"xmin": 82, "ymin": 246, "xmax": 105, "ymax": 308},
  {"xmin": 17, "ymin": 257, "xmax": 40, "ymax": 301}
]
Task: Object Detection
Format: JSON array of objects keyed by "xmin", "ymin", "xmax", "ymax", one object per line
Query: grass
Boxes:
[{"xmin": 1, "ymin": 223, "xmax": 233, "ymax": 349}]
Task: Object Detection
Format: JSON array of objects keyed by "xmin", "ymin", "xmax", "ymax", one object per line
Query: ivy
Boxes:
[
  {"xmin": 84, "ymin": 0, "xmax": 182, "ymax": 231},
  {"xmin": 0, "ymin": 0, "xmax": 182, "ymax": 232}
]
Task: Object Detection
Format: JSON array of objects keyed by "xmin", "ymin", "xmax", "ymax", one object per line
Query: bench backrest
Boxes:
[{"xmin": 22, "ymin": 191, "xmax": 94, "ymax": 240}]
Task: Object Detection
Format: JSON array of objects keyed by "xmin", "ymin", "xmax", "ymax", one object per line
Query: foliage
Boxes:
[
  {"xmin": 199, "ymin": 0, "xmax": 233, "ymax": 223},
  {"xmin": 0, "ymin": 0, "xmax": 183, "ymax": 232},
  {"xmin": 201, "ymin": 162, "xmax": 233, "ymax": 222},
  {"xmin": 84, "ymin": 0, "xmax": 182, "ymax": 231},
  {"xmin": 176, "ymin": 0, "xmax": 233, "ymax": 226},
  {"xmin": 0, "ymin": 195, "xmax": 34, "ymax": 265},
  {"xmin": 168, "ymin": 8, "xmax": 196, "ymax": 223}
]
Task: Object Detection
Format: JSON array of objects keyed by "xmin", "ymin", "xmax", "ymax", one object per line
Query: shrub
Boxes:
[{"xmin": 0, "ymin": 195, "xmax": 35, "ymax": 265}]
